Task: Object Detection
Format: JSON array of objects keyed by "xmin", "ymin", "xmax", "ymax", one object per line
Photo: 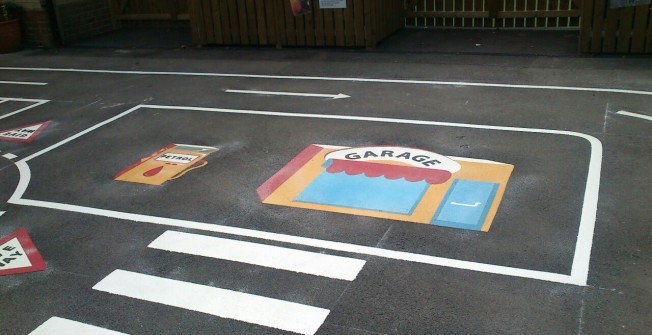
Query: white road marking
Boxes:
[
  {"xmin": 149, "ymin": 230, "xmax": 366, "ymax": 281},
  {"xmin": 2, "ymin": 153, "xmax": 18, "ymax": 160},
  {"xmin": 226, "ymin": 89, "xmax": 350, "ymax": 99},
  {"xmin": 7, "ymin": 104, "xmax": 602, "ymax": 286},
  {"xmin": 0, "ymin": 80, "xmax": 47, "ymax": 86},
  {"xmin": 616, "ymin": 110, "xmax": 652, "ymax": 122},
  {"xmin": 29, "ymin": 317, "xmax": 128, "ymax": 335},
  {"xmin": 0, "ymin": 99, "xmax": 8, "ymax": 104},
  {"xmin": 93, "ymin": 270, "xmax": 330, "ymax": 335},
  {"xmin": 0, "ymin": 66, "xmax": 651, "ymax": 96},
  {"xmin": 0, "ymin": 97, "xmax": 50, "ymax": 120},
  {"xmin": 0, "ymin": 211, "xmax": 5, "ymax": 217}
]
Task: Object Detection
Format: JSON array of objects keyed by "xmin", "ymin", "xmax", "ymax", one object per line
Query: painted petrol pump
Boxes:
[
  {"xmin": 115, "ymin": 144, "xmax": 218, "ymax": 185},
  {"xmin": 258, "ymin": 145, "xmax": 514, "ymax": 231}
]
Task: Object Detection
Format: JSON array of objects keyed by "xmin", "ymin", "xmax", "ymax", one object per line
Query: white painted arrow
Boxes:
[{"xmin": 226, "ymin": 89, "xmax": 350, "ymax": 100}]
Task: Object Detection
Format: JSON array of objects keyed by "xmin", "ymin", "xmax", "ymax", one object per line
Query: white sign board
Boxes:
[{"xmin": 319, "ymin": 0, "xmax": 346, "ymax": 9}]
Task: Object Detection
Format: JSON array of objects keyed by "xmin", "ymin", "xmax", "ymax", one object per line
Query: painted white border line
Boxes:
[
  {"xmin": 94, "ymin": 269, "xmax": 330, "ymax": 335},
  {"xmin": 0, "ymin": 80, "xmax": 47, "ymax": 86},
  {"xmin": 226, "ymin": 89, "xmax": 350, "ymax": 99},
  {"xmin": 616, "ymin": 110, "xmax": 652, "ymax": 122},
  {"xmin": 0, "ymin": 66, "xmax": 651, "ymax": 96},
  {"xmin": 0, "ymin": 97, "xmax": 50, "ymax": 120},
  {"xmin": 7, "ymin": 104, "xmax": 602, "ymax": 286},
  {"xmin": 149, "ymin": 230, "xmax": 366, "ymax": 281},
  {"xmin": 29, "ymin": 317, "xmax": 129, "ymax": 335}
]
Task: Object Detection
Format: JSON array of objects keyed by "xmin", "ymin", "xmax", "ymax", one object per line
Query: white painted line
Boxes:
[
  {"xmin": 0, "ymin": 99, "xmax": 8, "ymax": 104},
  {"xmin": 29, "ymin": 317, "xmax": 128, "ymax": 335},
  {"xmin": 616, "ymin": 110, "xmax": 652, "ymax": 122},
  {"xmin": 2, "ymin": 153, "xmax": 18, "ymax": 160},
  {"xmin": 8, "ymin": 104, "xmax": 602, "ymax": 286},
  {"xmin": 93, "ymin": 270, "xmax": 330, "ymax": 335},
  {"xmin": 149, "ymin": 230, "xmax": 366, "ymax": 280},
  {"xmin": 0, "ymin": 80, "xmax": 47, "ymax": 86},
  {"xmin": 21, "ymin": 105, "xmax": 140, "ymax": 163},
  {"xmin": 0, "ymin": 211, "xmax": 5, "ymax": 217},
  {"xmin": 1, "ymin": 66, "xmax": 651, "ymax": 96},
  {"xmin": 226, "ymin": 89, "xmax": 350, "ymax": 99},
  {"xmin": 0, "ymin": 98, "xmax": 50, "ymax": 120}
]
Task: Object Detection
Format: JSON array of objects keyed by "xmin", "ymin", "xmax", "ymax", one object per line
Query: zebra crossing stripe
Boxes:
[
  {"xmin": 149, "ymin": 230, "xmax": 366, "ymax": 280},
  {"xmin": 29, "ymin": 317, "xmax": 128, "ymax": 335},
  {"xmin": 93, "ymin": 270, "xmax": 330, "ymax": 335}
]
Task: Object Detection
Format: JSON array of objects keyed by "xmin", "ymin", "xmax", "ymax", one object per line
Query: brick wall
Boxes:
[
  {"xmin": 6, "ymin": 0, "xmax": 55, "ymax": 47},
  {"xmin": 5, "ymin": 0, "xmax": 113, "ymax": 47},
  {"xmin": 55, "ymin": 0, "xmax": 113, "ymax": 44},
  {"xmin": 22, "ymin": 9, "xmax": 55, "ymax": 47}
]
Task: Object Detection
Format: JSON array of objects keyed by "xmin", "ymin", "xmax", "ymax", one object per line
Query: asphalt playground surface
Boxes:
[{"xmin": 0, "ymin": 30, "xmax": 651, "ymax": 334}]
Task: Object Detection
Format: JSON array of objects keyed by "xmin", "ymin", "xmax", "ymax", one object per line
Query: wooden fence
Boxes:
[
  {"xmin": 580, "ymin": 0, "xmax": 652, "ymax": 53},
  {"xmin": 405, "ymin": 0, "xmax": 582, "ymax": 28},
  {"xmin": 102, "ymin": 0, "xmax": 651, "ymax": 53},
  {"xmin": 188, "ymin": 0, "xmax": 404, "ymax": 48}
]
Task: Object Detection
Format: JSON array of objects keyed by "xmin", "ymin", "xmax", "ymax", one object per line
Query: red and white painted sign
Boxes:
[
  {"xmin": 0, "ymin": 121, "xmax": 52, "ymax": 143},
  {"xmin": 0, "ymin": 228, "xmax": 46, "ymax": 276}
]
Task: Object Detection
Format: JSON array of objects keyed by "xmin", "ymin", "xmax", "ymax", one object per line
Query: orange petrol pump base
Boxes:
[{"xmin": 114, "ymin": 144, "xmax": 218, "ymax": 185}]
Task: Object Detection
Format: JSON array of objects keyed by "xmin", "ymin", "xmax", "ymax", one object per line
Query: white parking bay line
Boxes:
[
  {"xmin": 93, "ymin": 270, "xmax": 330, "ymax": 335},
  {"xmin": 29, "ymin": 317, "xmax": 129, "ymax": 335},
  {"xmin": 616, "ymin": 110, "xmax": 652, "ymax": 122},
  {"xmin": 0, "ymin": 80, "xmax": 48, "ymax": 85},
  {"xmin": 149, "ymin": 230, "xmax": 366, "ymax": 281}
]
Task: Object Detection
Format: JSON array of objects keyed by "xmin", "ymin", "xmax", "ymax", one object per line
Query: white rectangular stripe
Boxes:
[
  {"xmin": 93, "ymin": 270, "xmax": 329, "ymax": 335},
  {"xmin": 149, "ymin": 230, "xmax": 366, "ymax": 281},
  {"xmin": 30, "ymin": 317, "xmax": 128, "ymax": 335}
]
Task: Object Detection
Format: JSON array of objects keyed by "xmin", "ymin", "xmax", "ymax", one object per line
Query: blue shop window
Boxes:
[{"xmin": 294, "ymin": 171, "xmax": 430, "ymax": 215}]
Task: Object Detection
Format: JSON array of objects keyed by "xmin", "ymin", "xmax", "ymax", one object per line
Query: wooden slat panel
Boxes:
[
  {"xmin": 344, "ymin": 0, "xmax": 355, "ymax": 46},
  {"xmin": 274, "ymin": 0, "xmax": 287, "ymax": 46},
  {"xmin": 284, "ymin": 0, "xmax": 297, "ymax": 46},
  {"xmin": 188, "ymin": 0, "xmax": 204, "ymax": 45},
  {"xmin": 324, "ymin": 7, "xmax": 335, "ymax": 45},
  {"xmin": 334, "ymin": 9, "xmax": 346, "ymax": 46},
  {"xmin": 304, "ymin": 8, "xmax": 316, "ymax": 46},
  {"xmin": 580, "ymin": 0, "xmax": 595, "ymax": 52},
  {"xmin": 647, "ymin": 6, "xmax": 652, "ymax": 52},
  {"xmin": 629, "ymin": 5, "xmax": 649, "ymax": 53},
  {"xmin": 218, "ymin": 0, "xmax": 232, "ymax": 44},
  {"xmin": 201, "ymin": 0, "xmax": 215, "ymax": 44},
  {"xmin": 210, "ymin": 0, "xmax": 223, "ymax": 44},
  {"xmin": 314, "ymin": 5, "xmax": 326, "ymax": 46},
  {"xmin": 245, "ymin": 0, "xmax": 258, "ymax": 44},
  {"xmin": 354, "ymin": 0, "xmax": 364, "ymax": 46},
  {"xmin": 366, "ymin": 0, "xmax": 377, "ymax": 48},
  {"xmin": 602, "ymin": 8, "xmax": 620, "ymax": 53},
  {"xmin": 264, "ymin": 0, "xmax": 277, "ymax": 44},
  {"xmin": 295, "ymin": 11, "xmax": 307, "ymax": 46},
  {"xmin": 363, "ymin": 0, "xmax": 373, "ymax": 48},
  {"xmin": 254, "ymin": 0, "xmax": 268, "ymax": 44},
  {"xmin": 236, "ymin": 0, "xmax": 250, "ymax": 44},
  {"xmin": 590, "ymin": 0, "xmax": 606, "ymax": 53},
  {"xmin": 227, "ymin": 0, "xmax": 240, "ymax": 44},
  {"xmin": 616, "ymin": 7, "xmax": 635, "ymax": 53}
]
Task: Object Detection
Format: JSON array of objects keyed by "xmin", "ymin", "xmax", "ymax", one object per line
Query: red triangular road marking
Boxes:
[
  {"xmin": 0, "ymin": 228, "xmax": 46, "ymax": 276},
  {"xmin": 0, "ymin": 121, "xmax": 52, "ymax": 143}
]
